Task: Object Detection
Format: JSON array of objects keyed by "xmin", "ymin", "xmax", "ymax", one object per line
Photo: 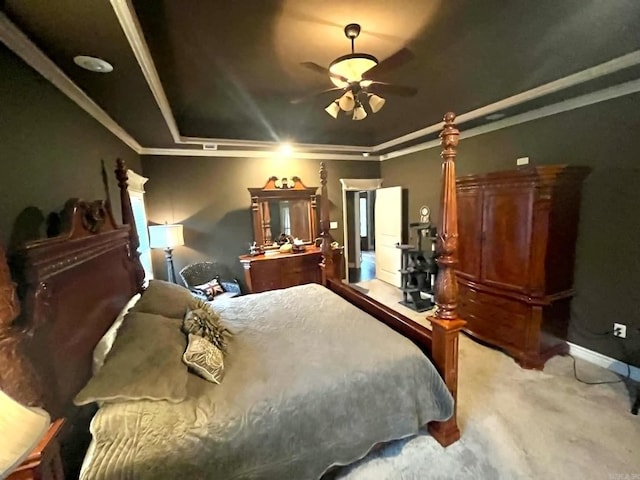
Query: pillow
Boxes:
[
  {"xmin": 131, "ymin": 279, "xmax": 194, "ymax": 319},
  {"xmin": 183, "ymin": 334, "xmax": 225, "ymax": 384},
  {"xmin": 74, "ymin": 311, "xmax": 188, "ymax": 405},
  {"xmin": 194, "ymin": 278, "xmax": 224, "ymax": 300},
  {"xmin": 183, "ymin": 301, "xmax": 230, "ymax": 354},
  {"xmin": 92, "ymin": 293, "xmax": 141, "ymax": 375}
]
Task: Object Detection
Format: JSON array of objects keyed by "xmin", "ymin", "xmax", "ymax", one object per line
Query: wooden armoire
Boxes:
[{"xmin": 456, "ymin": 165, "xmax": 590, "ymax": 369}]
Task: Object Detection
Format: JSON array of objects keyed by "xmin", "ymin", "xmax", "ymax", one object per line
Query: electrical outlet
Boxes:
[
  {"xmin": 613, "ymin": 323, "xmax": 627, "ymax": 338},
  {"xmin": 330, "ymin": 221, "xmax": 338, "ymax": 230},
  {"xmin": 516, "ymin": 157, "xmax": 530, "ymax": 166}
]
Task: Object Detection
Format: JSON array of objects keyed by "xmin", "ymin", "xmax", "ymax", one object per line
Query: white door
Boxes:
[{"xmin": 375, "ymin": 186, "xmax": 402, "ymax": 287}]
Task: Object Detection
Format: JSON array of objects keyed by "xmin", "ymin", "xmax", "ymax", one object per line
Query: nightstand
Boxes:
[{"xmin": 8, "ymin": 419, "xmax": 65, "ymax": 480}]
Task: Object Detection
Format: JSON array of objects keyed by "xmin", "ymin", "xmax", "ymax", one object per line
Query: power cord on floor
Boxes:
[
  {"xmin": 568, "ymin": 353, "xmax": 630, "ymax": 385},
  {"xmin": 569, "ymin": 322, "xmax": 639, "ymax": 414}
]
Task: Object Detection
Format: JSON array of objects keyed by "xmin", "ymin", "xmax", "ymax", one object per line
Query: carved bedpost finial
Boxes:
[
  {"xmin": 319, "ymin": 162, "xmax": 338, "ymax": 282},
  {"xmin": 101, "ymin": 159, "xmax": 112, "ymax": 210},
  {"xmin": 0, "ymin": 243, "xmax": 43, "ymax": 407},
  {"xmin": 0, "ymin": 244, "xmax": 19, "ymax": 328},
  {"xmin": 319, "ymin": 162, "xmax": 329, "ymax": 240},
  {"xmin": 115, "ymin": 159, "xmax": 145, "ymax": 291},
  {"xmin": 319, "ymin": 162, "xmax": 332, "ymax": 249},
  {"xmin": 434, "ymin": 112, "xmax": 460, "ymax": 320},
  {"xmin": 425, "ymin": 112, "xmax": 465, "ymax": 446}
]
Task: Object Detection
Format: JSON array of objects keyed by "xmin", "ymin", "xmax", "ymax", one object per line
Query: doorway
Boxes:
[{"xmin": 340, "ymin": 178, "xmax": 382, "ymax": 284}]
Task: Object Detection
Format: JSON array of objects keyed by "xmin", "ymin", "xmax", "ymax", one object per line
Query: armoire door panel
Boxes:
[
  {"xmin": 457, "ymin": 189, "xmax": 483, "ymax": 281},
  {"xmin": 481, "ymin": 187, "xmax": 534, "ymax": 292},
  {"xmin": 455, "ymin": 165, "xmax": 590, "ymax": 369}
]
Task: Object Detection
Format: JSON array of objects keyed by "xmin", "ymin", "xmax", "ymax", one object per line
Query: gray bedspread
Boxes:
[{"xmin": 81, "ymin": 283, "xmax": 453, "ymax": 479}]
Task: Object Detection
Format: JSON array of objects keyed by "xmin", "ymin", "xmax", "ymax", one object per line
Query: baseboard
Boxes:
[{"xmin": 568, "ymin": 342, "xmax": 640, "ymax": 382}]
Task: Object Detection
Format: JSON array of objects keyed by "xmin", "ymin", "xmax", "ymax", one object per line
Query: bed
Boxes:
[{"xmin": 0, "ymin": 113, "xmax": 465, "ymax": 479}]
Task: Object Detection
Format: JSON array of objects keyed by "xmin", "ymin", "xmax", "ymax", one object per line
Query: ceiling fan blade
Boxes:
[
  {"xmin": 300, "ymin": 62, "xmax": 349, "ymax": 83},
  {"xmin": 362, "ymin": 48, "xmax": 414, "ymax": 79},
  {"xmin": 290, "ymin": 87, "xmax": 344, "ymax": 104},
  {"xmin": 367, "ymin": 82, "xmax": 418, "ymax": 97}
]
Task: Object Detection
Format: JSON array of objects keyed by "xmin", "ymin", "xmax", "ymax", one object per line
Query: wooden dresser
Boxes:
[
  {"xmin": 456, "ymin": 165, "xmax": 590, "ymax": 369},
  {"xmin": 239, "ymin": 246, "xmax": 343, "ymax": 294}
]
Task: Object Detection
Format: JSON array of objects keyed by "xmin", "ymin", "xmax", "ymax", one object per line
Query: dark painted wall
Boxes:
[
  {"xmin": 0, "ymin": 45, "xmax": 142, "ymax": 249},
  {"xmin": 141, "ymin": 155, "xmax": 380, "ymax": 284},
  {"xmin": 381, "ymin": 94, "xmax": 640, "ymax": 366}
]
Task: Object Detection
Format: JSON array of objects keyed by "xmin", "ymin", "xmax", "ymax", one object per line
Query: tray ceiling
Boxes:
[{"xmin": 3, "ymin": 0, "xmax": 640, "ymax": 153}]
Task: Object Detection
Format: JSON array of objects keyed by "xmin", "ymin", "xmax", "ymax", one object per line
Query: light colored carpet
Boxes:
[{"xmin": 334, "ymin": 279, "xmax": 640, "ymax": 479}]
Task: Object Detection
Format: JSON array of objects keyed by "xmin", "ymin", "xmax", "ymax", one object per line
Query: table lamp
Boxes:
[
  {"xmin": 149, "ymin": 223, "xmax": 184, "ymax": 283},
  {"xmin": 0, "ymin": 390, "xmax": 50, "ymax": 477}
]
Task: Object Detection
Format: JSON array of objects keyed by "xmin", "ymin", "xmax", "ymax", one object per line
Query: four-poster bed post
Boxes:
[{"xmin": 426, "ymin": 112, "xmax": 466, "ymax": 445}]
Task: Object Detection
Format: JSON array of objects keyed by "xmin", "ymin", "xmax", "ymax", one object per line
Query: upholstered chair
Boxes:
[{"xmin": 179, "ymin": 262, "xmax": 241, "ymax": 300}]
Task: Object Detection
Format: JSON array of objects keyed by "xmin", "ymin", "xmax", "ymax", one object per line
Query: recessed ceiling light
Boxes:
[
  {"xmin": 362, "ymin": 152, "xmax": 370, "ymax": 157},
  {"xmin": 485, "ymin": 112, "xmax": 506, "ymax": 121},
  {"xmin": 279, "ymin": 143, "xmax": 292, "ymax": 157},
  {"xmin": 73, "ymin": 55, "xmax": 113, "ymax": 73}
]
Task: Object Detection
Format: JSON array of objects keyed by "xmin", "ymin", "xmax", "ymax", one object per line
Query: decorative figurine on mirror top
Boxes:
[{"xmin": 248, "ymin": 241, "xmax": 264, "ymax": 256}]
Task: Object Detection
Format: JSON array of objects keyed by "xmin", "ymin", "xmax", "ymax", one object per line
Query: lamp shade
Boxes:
[
  {"xmin": 149, "ymin": 224, "xmax": 184, "ymax": 249},
  {"xmin": 338, "ymin": 91, "xmax": 355, "ymax": 111},
  {"xmin": 352, "ymin": 105, "xmax": 367, "ymax": 121},
  {"xmin": 0, "ymin": 390, "xmax": 50, "ymax": 476},
  {"xmin": 325, "ymin": 101, "xmax": 340, "ymax": 118},
  {"xmin": 368, "ymin": 94, "xmax": 386, "ymax": 113}
]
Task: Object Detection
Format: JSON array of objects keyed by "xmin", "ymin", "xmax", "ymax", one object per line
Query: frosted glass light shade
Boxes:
[
  {"xmin": 338, "ymin": 91, "xmax": 355, "ymax": 111},
  {"xmin": 149, "ymin": 224, "xmax": 184, "ymax": 249},
  {"xmin": 329, "ymin": 55, "xmax": 378, "ymax": 88},
  {"xmin": 0, "ymin": 390, "xmax": 50, "ymax": 476},
  {"xmin": 352, "ymin": 105, "xmax": 367, "ymax": 121},
  {"xmin": 325, "ymin": 101, "xmax": 340, "ymax": 118},
  {"xmin": 369, "ymin": 94, "xmax": 386, "ymax": 113}
]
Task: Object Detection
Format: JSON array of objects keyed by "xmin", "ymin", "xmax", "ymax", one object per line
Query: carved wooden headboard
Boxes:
[{"xmin": 0, "ymin": 160, "xmax": 145, "ymax": 419}]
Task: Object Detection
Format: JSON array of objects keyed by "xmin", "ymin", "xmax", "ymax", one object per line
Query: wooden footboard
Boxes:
[{"xmin": 319, "ymin": 113, "xmax": 465, "ymax": 447}]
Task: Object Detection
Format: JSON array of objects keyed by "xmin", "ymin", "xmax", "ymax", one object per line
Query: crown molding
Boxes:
[
  {"xmin": 110, "ymin": 0, "xmax": 181, "ymax": 143},
  {"xmin": 373, "ymin": 49, "xmax": 640, "ymax": 152},
  {"xmin": 0, "ymin": 12, "xmax": 143, "ymax": 154},
  {"xmin": 340, "ymin": 178, "xmax": 383, "ymax": 190},
  {"xmin": 381, "ymin": 77, "xmax": 640, "ymax": 160},
  {"xmin": 140, "ymin": 147, "xmax": 379, "ymax": 161},
  {"xmin": 178, "ymin": 135, "xmax": 372, "ymax": 153}
]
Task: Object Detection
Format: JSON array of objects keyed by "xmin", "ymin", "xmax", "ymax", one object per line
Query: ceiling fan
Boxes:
[{"xmin": 292, "ymin": 23, "xmax": 418, "ymax": 120}]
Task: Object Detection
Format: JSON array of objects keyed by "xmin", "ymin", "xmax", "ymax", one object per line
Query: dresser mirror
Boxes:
[{"xmin": 249, "ymin": 176, "xmax": 318, "ymax": 247}]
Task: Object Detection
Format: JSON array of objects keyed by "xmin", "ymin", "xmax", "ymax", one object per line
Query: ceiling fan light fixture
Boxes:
[
  {"xmin": 352, "ymin": 105, "xmax": 367, "ymax": 121},
  {"xmin": 325, "ymin": 101, "xmax": 340, "ymax": 118},
  {"xmin": 338, "ymin": 90, "xmax": 355, "ymax": 111},
  {"xmin": 368, "ymin": 94, "xmax": 386, "ymax": 113},
  {"xmin": 329, "ymin": 54, "xmax": 378, "ymax": 88}
]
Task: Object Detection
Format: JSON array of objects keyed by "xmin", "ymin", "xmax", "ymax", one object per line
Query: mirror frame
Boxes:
[{"xmin": 249, "ymin": 176, "xmax": 318, "ymax": 247}]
